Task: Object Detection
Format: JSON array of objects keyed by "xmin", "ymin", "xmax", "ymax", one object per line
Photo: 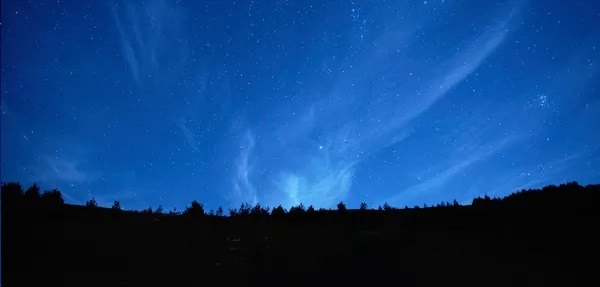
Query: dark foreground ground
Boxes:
[{"xmin": 2, "ymin": 182, "xmax": 600, "ymax": 286}]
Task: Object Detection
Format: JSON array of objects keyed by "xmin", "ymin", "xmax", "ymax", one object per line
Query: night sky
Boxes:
[{"xmin": 2, "ymin": 0, "xmax": 599, "ymax": 211}]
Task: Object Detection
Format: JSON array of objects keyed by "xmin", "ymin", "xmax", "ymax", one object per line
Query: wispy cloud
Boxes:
[
  {"xmin": 275, "ymin": 151, "xmax": 355, "ymax": 208},
  {"xmin": 111, "ymin": 0, "xmax": 184, "ymax": 87},
  {"xmin": 88, "ymin": 188, "xmax": 140, "ymax": 209},
  {"xmin": 232, "ymin": 130, "xmax": 258, "ymax": 205},
  {"xmin": 44, "ymin": 156, "xmax": 100, "ymax": 182},
  {"xmin": 301, "ymin": 4, "xmax": 517, "ymax": 159},
  {"xmin": 370, "ymin": 7, "xmax": 517, "ymax": 146},
  {"xmin": 420, "ymin": 10, "xmax": 514, "ymax": 109},
  {"xmin": 58, "ymin": 190, "xmax": 81, "ymax": 205},
  {"xmin": 176, "ymin": 119, "xmax": 200, "ymax": 153},
  {"xmin": 111, "ymin": 4, "xmax": 141, "ymax": 85},
  {"xmin": 231, "ymin": 4, "xmax": 521, "ymax": 208},
  {"xmin": 388, "ymin": 134, "xmax": 521, "ymax": 206},
  {"xmin": 486, "ymin": 152, "xmax": 584, "ymax": 198},
  {"xmin": 31, "ymin": 156, "xmax": 102, "ymax": 204}
]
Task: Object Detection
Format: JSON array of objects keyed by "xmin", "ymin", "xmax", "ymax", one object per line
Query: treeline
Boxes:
[
  {"xmin": 2, "ymin": 181, "xmax": 599, "ymax": 218},
  {"xmin": 1, "ymin": 183, "xmax": 64, "ymax": 209},
  {"xmin": 3, "ymin": 181, "xmax": 600, "ymax": 287}
]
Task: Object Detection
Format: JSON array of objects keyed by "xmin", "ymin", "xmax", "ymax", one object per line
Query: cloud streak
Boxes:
[
  {"xmin": 230, "ymin": 4, "xmax": 521, "ymax": 208},
  {"xmin": 387, "ymin": 135, "xmax": 521, "ymax": 206},
  {"xmin": 275, "ymin": 151, "xmax": 355, "ymax": 208},
  {"xmin": 271, "ymin": 6, "xmax": 518, "ymax": 206},
  {"xmin": 111, "ymin": 4, "xmax": 141, "ymax": 85},
  {"xmin": 369, "ymin": 6, "xmax": 517, "ymax": 149},
  {"xmin": 486, "ymin": 152, "xmax": 584, "ymax": 199},
  {"xmin": 111, "ymin": 0, "xmax": 184, "ymax": 87},
  {"xmin": 232, "ymin": 130, "xmax": 258, "ymax": 205},
  {"xmin": 44, "ymin": 156, "xmax": 100, "ymax": 183}
]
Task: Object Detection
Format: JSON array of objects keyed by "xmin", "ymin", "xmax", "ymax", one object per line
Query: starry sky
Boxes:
[{"xmin": 1, "ymin": 0, "xmax": 599, "ymax": 211}]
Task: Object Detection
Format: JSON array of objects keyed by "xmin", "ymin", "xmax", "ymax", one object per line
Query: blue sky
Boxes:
[{"xmin": 1, "ymin": 0, "xmax": 599, "ymax": 211}]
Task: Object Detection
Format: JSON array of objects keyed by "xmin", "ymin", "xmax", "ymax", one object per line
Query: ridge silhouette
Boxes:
[{"xmin": 2, "ymin": 181, "xmax": 599, "ymax": 286}]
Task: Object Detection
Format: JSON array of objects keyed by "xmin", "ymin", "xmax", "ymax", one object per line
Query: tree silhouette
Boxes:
[
  {"xmin": 86, "ymin": 198, "xmax": 98, "ymax": 208},
  {"xmin": 472, "ymin": 194, "xmax": 500, "ymax": 208},
  {"xmin": 359, "ymin": 202, "xmax": 368, "ymax": 210},
  {"xmin": 337, "ymin": 201, "xmax": 346, "ymax": 211},
  {"xmin": 24, "ymin": 183, "xmax": 41, "ymax": 202},
  {"xmin": 41, "ymin": 189, "xmax": 64, "ymax": 206},
  {"xmin": 184, "ymin": 200, "xmax": 205, "ymax": 217},
  {"xmin": 216, "ymin": 206, "xmax": 224, "ymax": 216},
  {"xmin": 1, "ymin": 182, "xmax": 24, "ymax": 206},
  {"xmin": 271, "ymin": 205, "xmax": 286, "ymax": 217},
  {"xmin": 289, "ymin": 203, "xmax": 306, "ymax": 215},
  {"xmin": 238, "ymin": 203, "xmax": 252, "ymax": 216},
  {"xmin": 251, "ymin": 203, "xmax": 269, "ymax": 216},
  {"xmin": 383, "ymin": 203, "xmax": 393, "ymax": 211},
  {"xmin": 111, "ymin": 200, "xmax": 121, "ymax": 210}
]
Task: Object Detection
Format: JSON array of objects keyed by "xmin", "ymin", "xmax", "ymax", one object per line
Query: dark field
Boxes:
[{"xmin": 3, "ymin": 182, "xmax": 600, "ymax": 286}]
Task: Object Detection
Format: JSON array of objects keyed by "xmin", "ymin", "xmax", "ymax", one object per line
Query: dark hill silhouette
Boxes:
[{"xmin": 2, "ymin": 181, "xmax": 600, "ymax": 286}]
